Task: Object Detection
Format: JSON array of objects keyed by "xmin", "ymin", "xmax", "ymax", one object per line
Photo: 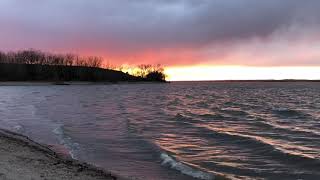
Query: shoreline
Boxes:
[
  {"xmin": 0, "ymin": 128, "xmax": 129, "ymax": 180},
  {"xmin": 0, "ymin": 81, "xmax": 167, "ymax": 86},
  {"xmin": 0, "ymin": 80, "xmax": 319, "ymax": 86}
]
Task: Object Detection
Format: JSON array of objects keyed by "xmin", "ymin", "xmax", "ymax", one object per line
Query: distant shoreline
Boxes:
[
  {"xmin": 0, "ymin": 63, "xmax": 166, "ymax": 83},
  {"xmin": 0, "ymin": 80, "xmax": 319, "ymax": 86},
  {"xmin": 172, "ymin": 80, "xmax": 320, "ymax": 83},
  {"xmin": 0, "ymin": 81, "xmax": 168, "ymax": 86}
]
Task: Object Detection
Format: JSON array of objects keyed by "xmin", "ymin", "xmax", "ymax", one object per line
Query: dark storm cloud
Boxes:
[{"xmin": 0, "ymin": 0, "xmax": 320, "ymax": 65}]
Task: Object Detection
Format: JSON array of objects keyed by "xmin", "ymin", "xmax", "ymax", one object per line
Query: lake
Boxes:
[{"xmin": 0, "ymin": 82, "xmax": 319, "ymax": 180}]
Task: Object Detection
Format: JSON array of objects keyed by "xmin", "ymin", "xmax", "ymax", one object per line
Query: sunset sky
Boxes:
[{"xmin": 0, "ymin": 0, "xmax": 320, "ymax": 80}]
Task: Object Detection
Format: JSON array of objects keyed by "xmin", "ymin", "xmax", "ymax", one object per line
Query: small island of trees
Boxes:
[{"xmin": 0, "ymin": 49, "xmax": 166, "ymax": 82}]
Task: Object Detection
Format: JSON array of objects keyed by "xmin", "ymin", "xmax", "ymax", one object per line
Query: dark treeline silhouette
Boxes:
[
  {"xmin": 0, "ymin": 49, "xmax": 102, "ymax": 67},
  {"xmin": 0, "ymin": 49, "xmax": 166, "ymax": 82},
  {"xmin": 0, "ymin": 63, "xmax": 143, "ymax": 82}
]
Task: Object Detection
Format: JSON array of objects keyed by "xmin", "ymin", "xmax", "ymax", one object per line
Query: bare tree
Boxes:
[
  {"xmin": 86, "ymin": 56, "xmax": 103, "ymax": 68},
  {"xmin": 64, "ymin": 54, "xmax": 75, "ymax": 66},
  {"xmin": 136, "ymin": 64, "xmax": 152, "ymax": 77},
  {"xmin": 0, "ymin": 52, "xmax": 6, "ymax": 63}
]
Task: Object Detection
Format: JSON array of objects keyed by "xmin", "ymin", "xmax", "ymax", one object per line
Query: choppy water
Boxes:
[{"xmin": 0, "ymin": 82, "xmax": 320, "ymax": 180}]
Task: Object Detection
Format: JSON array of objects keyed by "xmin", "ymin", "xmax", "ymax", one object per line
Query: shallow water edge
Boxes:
[{"xmin": 0, "ymin": 128, "xmax": 128, "ymax": 180}]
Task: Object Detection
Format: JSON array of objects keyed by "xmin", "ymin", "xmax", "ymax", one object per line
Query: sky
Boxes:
[{"xmin": 0, "ymin": 0, "xmax": 319, "ymax": 80}]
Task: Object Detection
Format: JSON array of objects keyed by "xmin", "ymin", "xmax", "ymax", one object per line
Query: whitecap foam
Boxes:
[
  {"xmin": 13, "ymin": 125, "xmax": 24, "ymax": 133},
  {"xmin": 160, "ymin": 153, "xmax": 214, "ymax": 180},
  {"xmin": 53, "ymin": 125, "xmax": 80, "ymax": 159}
]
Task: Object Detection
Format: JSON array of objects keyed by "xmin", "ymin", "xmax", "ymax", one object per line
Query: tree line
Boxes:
[
  {"xmin": 0, "ymin": 49, "xmax": 103, "ymax": 68},
  {"xmin": 0, "ymin": 49, "xmax": 166, "ymax": 82}
]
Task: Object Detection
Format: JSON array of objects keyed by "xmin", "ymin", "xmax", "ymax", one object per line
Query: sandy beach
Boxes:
[{"xmin": 0, "ymin": 129, "xmax": 126, "ymax": 180}]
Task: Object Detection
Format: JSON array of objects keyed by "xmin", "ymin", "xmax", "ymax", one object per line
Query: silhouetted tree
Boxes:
[
  {"xmin": 86, "ymin": 56, "xmax": 103, "ymax": 68},
  {"xmin": 136, "ymin": 64, "xmax": 152, "ymax": 78},
  {"xmin": 0, "ymin": 52, "xmax": 5, "ymax": 63},
  {"xmin": 146, "ymin": 71, "xmax": 166, "ymax": 81},
  {"xmin": 0, "ymin": 49, "xmax": 105, "ymax": 68},
  {"xmin": 134, "ymin": 64, "xmax": 166, "ymax": 81},
  {"xmin": 64, "ymin": 54, "xmax": 75, "ymax": 66}
]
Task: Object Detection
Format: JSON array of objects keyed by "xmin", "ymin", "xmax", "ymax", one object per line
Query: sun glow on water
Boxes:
[{"xmin": 165, "ymin": 66, "xmax": 320, "ymax": 81}]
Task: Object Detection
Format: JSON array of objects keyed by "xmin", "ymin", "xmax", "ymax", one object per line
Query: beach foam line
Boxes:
[
  {"xmin": 160, "ymin": 153, "xmax": 215, "ymax": 180},
  {"xmin": 53, "ymin": 125, "xmax": 80, "ymax": 159}
]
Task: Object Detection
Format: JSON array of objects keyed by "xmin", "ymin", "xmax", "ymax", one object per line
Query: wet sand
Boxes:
[{"xmin": 0, "ymin": 129, "xmax": 127, "ymax": 180}]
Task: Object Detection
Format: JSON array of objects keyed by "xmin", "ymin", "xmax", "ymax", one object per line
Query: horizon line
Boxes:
[{"xmin": 169, "ymin": 79, "xmax": 320, "ymax": 82}]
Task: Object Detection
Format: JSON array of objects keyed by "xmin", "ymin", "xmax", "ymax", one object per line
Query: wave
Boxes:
[
  {"xmin": 160, "ymin": 153, "xmax": 215, "ymax": 180},
  {"xmin": 0, "ymin": 120, "xmax": 25, "ymax": 134},
  {"xmin": 174, "ymin": 113, "xmax": 227, "ymax": 124},
  {"xmin": 197, "ymin": 125, "xmax": 320, "ymax": 170},
  {"xmin": 271, "ymin": 107, "xmax": 308, "ymax": 118},
  {"xmin": 13, "ymin": 124, "xmax": 24, "ymax": 133},
  {"xmin": 197, "ymin": 113, "xmax": 226, "ymax": 120},
  {"xmin": 172, "ymin": 113, "xmax": 199, "ymax": 124},
  {"xmin": 219, "ymin": 109, "xmax": 249, "ymax": 117},
  {"xmin": 53, "ymin": 125, "xmax": 80, "ymax": 159},
  {"xmin": 252, "ymin": 119, "xmax": 320, "ymax": 137}
]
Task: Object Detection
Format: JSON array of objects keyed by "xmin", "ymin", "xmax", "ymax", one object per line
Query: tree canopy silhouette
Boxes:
[{"xmin": 0, "ymin": 49, "xmax": 167, "ymax": 82}]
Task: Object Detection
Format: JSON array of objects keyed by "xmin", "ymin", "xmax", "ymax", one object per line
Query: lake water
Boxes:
[{"xmin": 0, "ymin": 82, "xmax": 319, "ymax": 180}]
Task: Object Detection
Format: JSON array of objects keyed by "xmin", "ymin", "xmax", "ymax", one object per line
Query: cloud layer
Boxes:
[{"xmin": 0, "ymin": 0, "xmax": 319, "ymax": 66}]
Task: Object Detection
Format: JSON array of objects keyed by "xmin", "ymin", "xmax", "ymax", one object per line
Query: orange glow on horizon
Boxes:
[{"xmin": 164, "ymin": 66, "xmax": 320, "ymax": 81}]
